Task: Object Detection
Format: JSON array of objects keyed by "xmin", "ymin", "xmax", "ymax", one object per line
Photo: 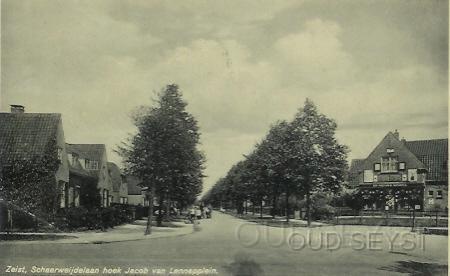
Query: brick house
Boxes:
[
  {"xmin": 66, "ymin": 149, "xmax": 97, "ymax": 208},
  {"xmin": 66, "ymin": 144, "xmax": 113, "ymax": 207},
  {"xmin": 107, "ymin": 162, "xmax": 128, "ymax": 204},
  {"xmin": 0, "ymin": 105, "xmax": 71, "ymax": 210},
  {"xmin": 349, "ymin": 130, "xmax": 448, "ymax": 211}
]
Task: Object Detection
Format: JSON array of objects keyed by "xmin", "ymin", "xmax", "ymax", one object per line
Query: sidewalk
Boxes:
[
  {"xmin": 0, "ymin": 219, "xmax": 194, "ymax": 244},
  {"xmin": 228, "ymin": 211, "xmax": 327, "ymax": 227}
]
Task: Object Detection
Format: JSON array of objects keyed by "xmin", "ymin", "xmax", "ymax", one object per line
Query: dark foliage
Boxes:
[
  {"xmin": 0, "ymin": 138, "xmax": 61, "ymax": 222},
  {"xmin": 54, "ymin": 206, "xmax": 134, "ymax": 231}
]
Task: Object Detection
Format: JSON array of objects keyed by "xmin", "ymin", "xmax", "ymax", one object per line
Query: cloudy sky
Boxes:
[{"xmin": 1, "ymin": 0, "xmax": 448, "ymax": 194}]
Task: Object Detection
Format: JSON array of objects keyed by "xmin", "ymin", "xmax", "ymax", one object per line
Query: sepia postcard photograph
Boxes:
[{"xmin": 0, "ymin": 0, "xmax": 448, "ymax": 275}]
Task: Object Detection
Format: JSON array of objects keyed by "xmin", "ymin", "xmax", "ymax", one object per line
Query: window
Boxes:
[
  {"xmin": 60, "ymin": 183, "xmax": 66, "ymax": 208},
  {"xmin": 71, "ymin": 153, "xmax": 79, "ymax": 164},
  {"xmin": 408, "ymin": 169, "xmax": 417, "ymax": 182},
  {"xmin": 85, "ymin": 159, "xmax": 99, "ymax": 170},
  {"xmin": 57, "ymin": 148, "xmax": 63, "ymax": 161},
  {"xmin": 428, "ymin": 190, "xmax": 434, "ymax": 196},
  {"xmin": 437, "ymin": 190, "xmax": 443, "ymax": 199},
  {"xmin": 102, "ymin": 189, "xmax": 108, "ymax": 207},
  {"xmin": 399, "ymin": 162, "xmax": 406, "ymax": 170},
  {"xmin": 381, "ymin": 157, "xmax": 398, "ymax": 172},
  {"xmin": 374, "ymin": 163, "xmax": 381, "ymax": 171},
  {"xmin": 402, "ymin": 174, "xmax": 407, "ymax": 181},
  {"xmin": 64, "ymin": 183, "xmax": 69, "ymax": 208},
  {"xmin": 386, "ymin": 148, "xmax": 395, "ymax": 153},
  {"xmin": 364, "ymin": 170, "xmax": 374, "ymax": 183}
]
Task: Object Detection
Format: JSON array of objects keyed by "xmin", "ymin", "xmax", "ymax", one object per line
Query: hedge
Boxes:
[{"xmin": 54, "ymin": 205, "xmax": 134, "ymax": 231}]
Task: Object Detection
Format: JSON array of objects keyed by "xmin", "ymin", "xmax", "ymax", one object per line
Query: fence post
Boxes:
[
  {"xmin": 9, "ymin": 209, "xmax": 13, "ymax": 232},
  {"xmin": 435, "ymin": 211, "xmax": 439, "ymax": 227},
  {"xmin": 411, "ymin": 209, "xmax": 415, "ymax": 231}
]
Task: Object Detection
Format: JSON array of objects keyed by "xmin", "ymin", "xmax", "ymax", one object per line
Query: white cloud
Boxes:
[
  {"xmin": 146, "ymin": 39, "xmax": 282, "ymax": 133},
  {"xmin": 274, "ymin": 19, "xmax": 355, "ymax": 89}
]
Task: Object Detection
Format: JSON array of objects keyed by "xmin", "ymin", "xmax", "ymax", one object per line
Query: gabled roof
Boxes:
[
  {"xmin": 362, "ymin": 132, "xmax": 426, "ymax": 170},
  {"xmin": 405, "ymin": 139, "xmax": 448, "ymax": 182},
  {"xmin": 66, "ymin": 144, "xmax": 105, "ymax": 161},
  {"xmin": 405, "ymin": 139, "xmax": 448, "ymax": 156},
  {"xmin": 107, "ymin": 162, "xmax": 122, "ymax": 192},
  {"xmin": 0, "ymin": 112, "xmax": 61, "ymax": 163},
  {"xmin": 125, "ymin": 175, "xmax": 143, "ymax": 195},
  {"xmin": 351, "ymin": 131, "xmax": 448, "ymax": 183},
  {"xmin": 66, "ymin": 143, "xmax": 106, "ymax": 178}
]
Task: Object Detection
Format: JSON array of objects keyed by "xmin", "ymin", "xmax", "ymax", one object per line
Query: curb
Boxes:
[{"xmin": 0, "ymin": 225, "xmax": 194, "ymax": 245}]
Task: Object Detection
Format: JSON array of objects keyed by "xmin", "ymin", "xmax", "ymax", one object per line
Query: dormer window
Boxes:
[
  {"xmin": 85, "ymin": 159, "xmax": 99, "ymax": 170},
  {"xmin": 399, "ymin": 162, "xmax": 406, "ymax": 170},
  {"xmin": 386, "ymin": 148, "xmax": 395, "ymax": 153},
  {"xmin": 381, "ymin": 156, "xmax": 398, "ymax": 172}
]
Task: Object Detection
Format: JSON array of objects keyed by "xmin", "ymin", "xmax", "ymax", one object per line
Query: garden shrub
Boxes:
[
  {"xmin": 12, "ymin": 209, "xmax": 37, "ymax": 230},
  {"xmin": 53, "ymin": 205, "xmax": 134, "ymax": 231}
]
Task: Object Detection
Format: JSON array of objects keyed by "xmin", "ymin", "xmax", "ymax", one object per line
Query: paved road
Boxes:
[{"xmin": 0, "ymin": 212, "xmax": 447, "ymax": 275}]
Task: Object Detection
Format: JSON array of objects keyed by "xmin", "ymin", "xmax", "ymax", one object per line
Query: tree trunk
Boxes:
[
  {"xmin": 286, "ymin": 189, "xmax": 290, "ymax": 223},
  {"xmin": 245, "ymin": 200, "xmax": 248, "ymax": 214},
  {"xmin": 260, "ymin": 200, "xmax": 263, "ymax": 218},
  {"xmin": 272, "ymin": 195, "xmax": 277, "ymax": 219},
  {"xmin": 157, "ymin": 195, "xmax": 163, "ymax": 227},
  {"xmin": 164, "ymin": 195, "xmax": 171, "ymax": 222},
  {"xmin": 252, "ymin": 202, "xmax": 255, "ymax": 215},
  {"xmin": 306, "ymin": 186, "xmax": 311, "ymax": 227},
  {"xmin": 145, "ymin": 186, "xmax": 154, "ymax": 235}
]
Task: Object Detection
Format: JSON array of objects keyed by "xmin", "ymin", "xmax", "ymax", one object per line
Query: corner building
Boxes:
[{"xmin": 349, "ymin": 130, "xmax": 448, "ymax": 212}]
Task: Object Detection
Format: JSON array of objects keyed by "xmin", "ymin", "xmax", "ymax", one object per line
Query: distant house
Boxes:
[
  {"xmin": 349, "ymin": 130, "xmax": 448, "ymax": 211},
  {"xmin": 0, "ymin": 105, "xmax": 71, "ymax": 209},
  {"xmin": 125, "ymin": 176, "xmax": 148, "ymax": 206},
  {"xmin": 107, "ymin": 162, "xmax": 128, "ymax": 204},
  {"xmin": 66, "ymin": 144, "xmax": 113, "ymax": 207},
  {"xmin": 66, "ymin": 149, "xmax": 97, "ymax": 208}
]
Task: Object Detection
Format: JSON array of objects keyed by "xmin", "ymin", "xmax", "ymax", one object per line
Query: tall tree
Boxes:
[
  {"xmin": 285, "ymin": 99, "xmax": 348, "ymax": 226},
  {"xmin": 242, "ymin": 150, "xmax": 270, "ymax": 219},
  {"xmin": 118, "ymin": 84, "xmax": 204, "ymax": 234},
  {"xmin": 260, "ymin": 121, "xmax": 296, "ymax": 221}
]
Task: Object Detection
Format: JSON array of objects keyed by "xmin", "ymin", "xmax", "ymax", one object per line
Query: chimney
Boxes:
[
  {"xmin": 401, "ymin": 137, "xmax": 406, "ymax": 144},
  {"xmin": 10, "ymin": 105, "xmax": 25, "ymax": 113},
  {"xmin": 393, "ymin": 129, "xmax": 399, "ymax": 140}
]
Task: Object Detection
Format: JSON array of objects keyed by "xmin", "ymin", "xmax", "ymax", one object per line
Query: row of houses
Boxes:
[
  {"xmin": 348, "ymin": 130, "xmax": 448, "ymax": 212},
  {"xmin": 0, "ymin": 105, "xmax": 148, "ymax": 212}
]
